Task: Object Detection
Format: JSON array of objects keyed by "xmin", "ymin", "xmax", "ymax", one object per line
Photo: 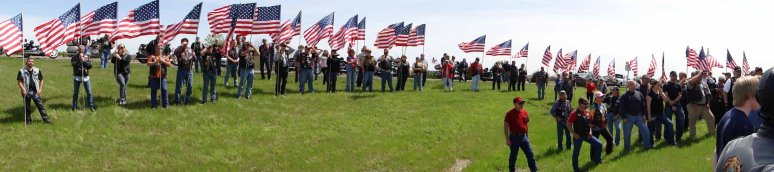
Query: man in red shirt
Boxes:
[
  {"xmin": 503, "ymin": 97, "xmax": 537, "ymax": 172},
  {"xmin": 469, "ymin": 58, "xmax": 483, "ymax": 92},
  {"xmin": 442, "ymin": 60, "xmax": 455, "ymax": 91},
  {"xmin": 586, "ymin": 80, "xmax": 597, "ymax": 102}
]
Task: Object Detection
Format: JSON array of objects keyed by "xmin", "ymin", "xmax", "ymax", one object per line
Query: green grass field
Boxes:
[{"xmin": 0, "ymin": 57, "xmax": 715, "ymax": 171}]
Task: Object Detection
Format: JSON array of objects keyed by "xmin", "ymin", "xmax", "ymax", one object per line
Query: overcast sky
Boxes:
[{"xmin": 2, "ymin": 0, "xmax": 772, "ymax": 75}]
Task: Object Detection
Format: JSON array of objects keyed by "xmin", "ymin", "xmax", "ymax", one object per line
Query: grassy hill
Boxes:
[{"xmin": 0, "ymin": 57, "xmax": 714, "ymax": 171}]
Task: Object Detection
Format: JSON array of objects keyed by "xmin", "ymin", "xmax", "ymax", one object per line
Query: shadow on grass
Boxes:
[
  {"xmin": 350, "ymin": 94, "xmax": 377, "ymax": 100},
  {"xmin": 1, "ymin": 105, "xmax": 26, "ymax": 124},
  {"xmin": 128, "ymin": 83, "xmax": 147, "ymax": 89},
  {"xmin": 580, "ymin": 161, "xmax": 602, "ymax": 172},
  {"xmin": 677, "ymin": 134, "xmax": 712, "ymax": 148},
  {"xmin": 48, "ymin": 96, "xmax": 113, "ymax": 111},
  {"xmin": 536, "ymin": 147, "xmax": 566, "ymax": 159}
]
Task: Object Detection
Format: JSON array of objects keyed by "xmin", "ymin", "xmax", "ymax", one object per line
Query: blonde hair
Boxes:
[{"xmin": 732, "ymin": 76, "xmax": 760, "ymax": 107}]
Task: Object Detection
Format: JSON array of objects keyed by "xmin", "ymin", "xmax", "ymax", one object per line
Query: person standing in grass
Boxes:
[
  {"xmin": 503, "ymin": 97, "xmax": 538, "ymax": 172},
  {"xmin": 258, "ymin": 39, "xmax": 273, "ymax": 80},
  {"xmin": 586, "ymin": 79, "xmax": 597, "ymax": 101},
  {"xmin": 71, "ymin": 45, "xmax": 95, "ymax": 112},
  {"xmin": 550, "ymin": 90, "xmax": 573, "ymax": 150},
  {"xmin": 274, "ymin": 43, "xmax": 293, "ymax": 96},
  {"xmin": 326, "ymin": 50, "xmax": 341, "ymax": 93},
  {"xmin": 564, "ymin": 72, "xmax": 576, "ymax": 104},
  {"xmin": 377, "ymin": 50, "xmax": 395, "ymax": 93},
  {"xmin": 224, "ymin": 39, "xmax": 239, "ymax": 88},
  {"xmin": 647, "ymin": 80, "xmax": 678, "ymax": 145},
  {"xmin": 17, "ymin": 57, "xmax": 51, "ymax": 125},
  {"xmin": 469, "ymin": 57, "xmax": 483, "ymax": 92},
  {"xmin": 518, "ymin": 64, "xmax": 527, "ymax": 91},
  {"xmin": 201, "ymin": 45, "xmax": 219, "ymax": 102},
  {"xmin": 492, "ymin": 62, "xmax": 503, "ymax": 90},
  {"xmin": 362, "ymin": 53, "xmax": 377, "ymax": 92},
  {"xmin": 568, "ymin": 98, "xmax": 603, "ymax": 172},
  {"xmin": 396, "ymin": 55, "xmax": 410, "ymax": 91},
  {"xmin": 110, "ymin": 43, "xmax": 131, "ymax": 106},
  {"xmin": 412, "ymin": 57, "xmax": 425, "ymax": 91},
  {"xmin": 147, "ymin": 36, "xmax": 172, "ymax": 109},
  {"xmin": 603, "ymin": 86, "xmax": 622, "ymax": 145},
  {"xmin": 536, "ymin": 67, "xmax": 548, "ymax": 100},
  {"xmin": 508, "ymin": 61, "xmax": 518, "ymax": 91},
  {"xmin": 442, "ymin": 59, "xmax": 455, "ymax": 91},
  {"xmin": 620, "ymin": 80, "xmax": 652, "ymax": 151},
  {"xmin": 236, "ymin": 42, "xmax": 258, "ymax": 99},
  {"xmin": 298, "ymin": 47, "xmax": 315, "ymax": 94},
  {"xmin": 715, "ymin": 68, "xmax": 774, "ymax": 172},
  {"xmin": 663, "ymin": 71, "xmax": 686, "ymax": 142},
  {"xmin": 420, "ymin": 54, "xmax": 428, "ymax": 87},
  {"xmin": 345, "ymin": 49, "xmax": 358, "ymax": 92},
  {"xmin": 715, "ymin": 76, "xmax": 760, "ymax": 161},
  {"xmin": 591, "ymin": 91, "xmax": 615, "ymax": 154},
  {"xmin": 555, "ymin": 73, "xmax": 564, "ymax": 101},
  {"xmin": 173, "ymin": 38, "xmax": 195, "ymax": 104},
  {"xmin": 686, "ymin": 70, "xmax": 716, "ymax": 138}
]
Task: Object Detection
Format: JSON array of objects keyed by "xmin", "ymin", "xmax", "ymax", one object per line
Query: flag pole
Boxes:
[{"xmin": 21, "ymin": 17, "xmax": 27, "ymax": 124}]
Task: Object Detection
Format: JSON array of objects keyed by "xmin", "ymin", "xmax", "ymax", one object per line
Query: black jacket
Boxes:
[
  {"xmin": 71, "ymin": 55, "xmax": 92, "ymax": 77},
  {"xmin": 111, "ymin": 52, "xmax": 132, "ymax": 74},
  {"xmin": 327, "ymin": 55, "xmax": 341, "ymax": 76}
]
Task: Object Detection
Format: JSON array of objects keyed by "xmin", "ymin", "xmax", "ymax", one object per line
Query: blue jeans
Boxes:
[
  {"xmin": 101, "ymin": 50, "xmax": 110, "ymax": 68},
  {"xmin": 202, "ymin": 71, "xmax": 217, "ymax": 102},
  {"xmin": 537, "ymin": 82, "xmax": 546, "ymax": 99},
  {"xmin": 651, "ymin": 113, "xmax": 676, "ymax": 143},
  {"xmin": 299, "ymin": 68, "xmax": 314, "ymax": 94},
  {"xmin": 413, "ymin": 74, "xmax": 423, "ymax": 91},
  {"xmin": 224, "ymin": 63, "xmax": 238, "ymax": 86},
  {"xmin": 471, "ymin": 75, "xmax": 480, "ymax": 91},
  {"xmin": 606, "ymin": 112, "xmax": 621, "ymax": 145},
  {"xmin": 443, "ymin": 77, "xmax": 453, "ymax": 90},
  {"xmin": 237, "ymin": 68, "xmax": 255, "ymax": 98},
  {"xmin": 508, "ymin": 134, "xmax": 537, "ymax": 172},
  {"xmin": 380, "ymin": 71, "xmax": 393, "ymax": 92},
  {"xmin": 362, "ymin": 71, "xmax": 374, "ymax": 92},
  {"xmin": 623, "ymin": 114, "xmax": 652, "ymax": 150},
  {"xmin": 72, "ymin": 79, "xmax": 94, "ymax": 109},
  {"xmin": 557, "ymin": 121, "xmax": 572, "ymax": 149},
  {"xmin": 174, "ymin": 69, "xmax": 193, "ymax": 104},
  {"xmin": 115, "ymin": 73, "xmax": 130, "ymax": 103},
  {"xmin": 573, "ymin": 136, "xmax": 603, "ymax": 172},
  {"xmin": 149, "ymin": 78, "xmax": 169, "ymax": 108},
  {"xmin": 346, "ymin": 67, "xmax": 357, "ymax": 92},
  {"xmin": 664, "ymin": 104, "xmax": 686, "ymax": 140}
]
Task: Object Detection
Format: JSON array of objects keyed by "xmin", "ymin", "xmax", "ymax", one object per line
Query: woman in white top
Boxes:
[{"xmin": 318, "ymin": 50, "xmax": 329, "ymax": 84}]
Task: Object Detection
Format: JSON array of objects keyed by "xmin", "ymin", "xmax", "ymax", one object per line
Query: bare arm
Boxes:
[
  {"xmin": 18, "ymin": 80, "xmax": 25, "ymax": 97},
  {"xmin": 38, "ymin": 79, "xmax": 44, "ymax": 96},
  {"xmin": 646, "ymin": 95, "xmax": 652, "ymax": 120}
]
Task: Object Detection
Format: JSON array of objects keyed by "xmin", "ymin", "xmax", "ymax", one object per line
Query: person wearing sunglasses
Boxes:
[
  {"xmin": 110, "ymin": 43, "xmax": 132, "ymax": 105},
  {"xmin": 568, "ymin": 98, "xmax": 603, "ymax": 171}
]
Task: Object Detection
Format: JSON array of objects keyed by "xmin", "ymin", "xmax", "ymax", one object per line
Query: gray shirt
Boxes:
[{"xmin": 715, "ymin": 125, "xmax": 774, "ymax": 172}]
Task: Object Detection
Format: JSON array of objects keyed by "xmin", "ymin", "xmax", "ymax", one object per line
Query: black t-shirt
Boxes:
[
  {"xmin": 648, "ymin": 90, "xmax": 664, "ymax": 115},
  {"xmin": 603, "ymin": 95, "xmax": 620, "ymax": 114},
  {"xmin": 17, "ymin": 70, "xmax": 43, "ymax": 92},
  {"xmin": 663, "ymin": 81, "xmax": 682, "ymax": 101}
]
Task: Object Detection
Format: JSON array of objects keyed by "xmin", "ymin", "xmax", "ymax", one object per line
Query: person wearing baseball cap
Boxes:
[
  {"xmin": 591, "ymin": 91, "xmax": 615, "ymax": 154},
  {"xmin": 715, "ymin": 67, "xmax": 774, "ymax": 172},
  {"xmin": 503, "ymin": 97, "xmax": 537, "ymax": 172},
  {"xmin": 550, "ymin": 90, "xmax": 573, "ymax": 150}
]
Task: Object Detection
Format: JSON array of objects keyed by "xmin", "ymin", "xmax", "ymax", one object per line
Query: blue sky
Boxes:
[{"xmin": 2, "ymin": 0, "xmax": 772, "ymax": 75}]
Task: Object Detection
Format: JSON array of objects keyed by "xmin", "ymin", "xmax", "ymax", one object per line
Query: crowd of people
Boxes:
[
  {"xmin": 13, "ymin": 33, "xmax": 774, "ymax": 171},
  {"xmin": 504, "ymin": 66, "xmax": 772, "ymax": 172}
]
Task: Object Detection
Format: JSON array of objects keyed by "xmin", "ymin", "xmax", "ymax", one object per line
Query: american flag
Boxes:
[
  {"xmin": 541, "ymin": 45, "xmax": 552, "ymax": 67},
  {"xmin": 221, "ymin": 18, "xmax": 237, "ymax": 54},
  {"xmin": 516, "ymin": 42, "xmax": 528, "ymax": 58},
  {"xmin": 458, "ymin": 35, "xmax": 486, "ymax": 53},
  {"xmin": 328, "ymin": 15, "xmax": 358, "ymax": 50},
  {"xmin": 270, "ymin": 11, "xmax": 301, "ymax": 44},
  {"xmin": 726, "ymin": 49, "xmax": 738, "ymax": 69},
  {"xmin": 553, "ymin": 48, "xmax": 564, "ymax": 72},
  {"xmin": 303, "ymin": 12, "xmax": 334, "ymax": 47},
  {"xmin": 161, "ymin": 2, "xmax": 201, "ymax": 45},
  {"xmin": 564, "ymin": 50, "xmax": 577, "ymax": 72},
  {"xmin": 355, "ymin": 17, "xmax": 366, "ymax": 41},
  {"xmin": 693, "ymin": 48, "xmax": 722, "ymax": 71},
  {"xmin": 0, "ymin": 14, "xmax": 23, "ymax": 55},
  {"xmin": 79, "ymin": 2, "xmax": 117, "ymax": 37},
  {"xmin": 685, "ymin": 46, "xmax": 699, "ymax": 68},
  {"xmin": 660, "ymin": 52, "xmax": 667, "ymax": 83},
  {"xmin": 394, "ymin": 23, "xmax": 412, "ymax": 47},
  {"xmin": 607, "ymin": 58, "xmax": 616, "ymax": 77},
  {"xmin": 485, "ymin": 39, "xmax": 511, "ymax": 56},
  {"xmin": 592, "ymin": 56, "xmax": 600, "ymax": 80},
  {"xmin": 208, "ymin": 3, "xmax": 256, "ymax": 35},
  {"xmin": 34, "ymin": 4, "xmax": 80, "ymax": 56},
  {"xmin": 251, "ymin": 5, "xmax": 281, "ymax": 34},
  {"xmin": 408, "ymin": 24, "xmax": 425, "ymax": 47},
  {"xmin": 742, "ymin": 52, "xmax": 750, "ymax": 73},
  {"xmin": 629, "ymin": 57, "xmax": 638, "ymax": 76},
  {"xmin": 578, "ymin": 53, "xmax": 591, "ymax": 72},
  {"xmin": 110, "ymin": 0, "xmax": 161, "ymax": 42},
  {"xmin": 646, "ymin": 54, "xmax": 657, "ymax": 78},
  {"xmin": 373, "ymin": 22, "xmax": 402, "ymax": 49},
  {"xmin": 706, "ymin": 49, "xmax": 723, "ymax": 68}
]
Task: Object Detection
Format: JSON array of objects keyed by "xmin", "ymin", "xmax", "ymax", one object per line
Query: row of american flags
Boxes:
[
  {"xmin": 455, "ymin": 36, "xmax": 750, "ymax": 81},
  {"xmin": 0, "ymin": 1, "xmax": 428, "ymax": 56}
]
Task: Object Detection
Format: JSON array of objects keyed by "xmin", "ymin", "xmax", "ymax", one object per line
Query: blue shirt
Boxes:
[{"xmin": 715, "ymin": 108, "xmax": 756, "ymax": 159}]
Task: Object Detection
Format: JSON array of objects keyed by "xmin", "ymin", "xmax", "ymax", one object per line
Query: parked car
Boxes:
[
  {"xmin": 136, "ymin": 44, "xmax": 148, "ymax": 64},
  {"xmin": 573, "ymin": 72, "xmax": 593, "ymax": 86}
]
